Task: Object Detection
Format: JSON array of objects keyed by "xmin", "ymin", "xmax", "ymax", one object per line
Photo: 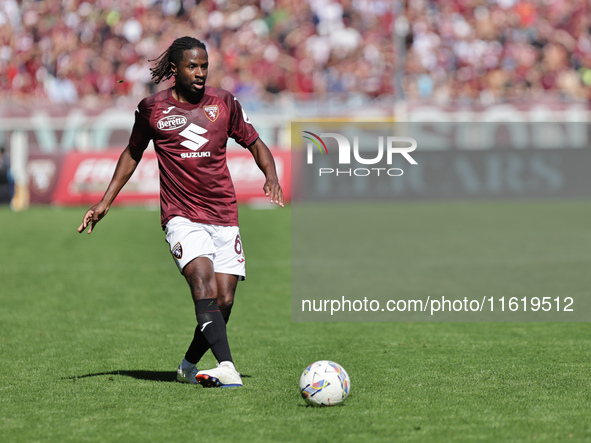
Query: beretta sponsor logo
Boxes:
[{"xmin": 157, "ymin": 115, "xmax": 187, "ymax": 131}]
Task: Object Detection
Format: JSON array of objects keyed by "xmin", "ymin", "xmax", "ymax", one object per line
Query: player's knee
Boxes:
[
  {"xmin": 183, "ymin": 257, "xmax": 217, "ymax": 300},
  {"xmin": 187, "ymin": 275, "xmax": 216, "ymax": 300},
  {"xmin": 218, "ymin": 294, "xmax": 234, "ymax": 322},
  {"xmin": 218, "ymin": 295, "xmax": 234, "ymax": 313}
]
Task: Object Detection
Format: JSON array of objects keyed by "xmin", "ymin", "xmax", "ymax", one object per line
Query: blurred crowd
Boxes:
[
  {"xmin": 405, "ymin": 0, "xmax": 591, "ymax": 104},
  {"xmin": 1, "ymin": 0, "xmax": 590, "ymax": 109}
]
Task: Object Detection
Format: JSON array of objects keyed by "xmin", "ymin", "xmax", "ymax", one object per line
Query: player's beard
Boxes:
[{"xmin": 176, "ymin": 80, "xmax": 205, "ymax": 104}]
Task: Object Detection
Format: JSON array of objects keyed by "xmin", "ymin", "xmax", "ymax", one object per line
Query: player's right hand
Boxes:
[{"xmin": 77, "ymin": 203, "xmax": 109, "ymax": 234}]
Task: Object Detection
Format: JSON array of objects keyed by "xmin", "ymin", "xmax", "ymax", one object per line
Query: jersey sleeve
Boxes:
[
  {"xmin": 128, "ymin": 98, "xmax": 154, "ymax": 151},
  {"xmin": 227, "ymin": 95, "xmax": 259, "ymax": 149}
]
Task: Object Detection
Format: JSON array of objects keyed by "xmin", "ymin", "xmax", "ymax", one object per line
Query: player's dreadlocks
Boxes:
[{"xmin": 149, "ymin": 36, "xmax": 207, "ymax": 84}]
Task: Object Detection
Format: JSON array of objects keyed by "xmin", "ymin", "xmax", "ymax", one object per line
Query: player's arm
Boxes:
[
  {"xmin": 77, "ymin": 145, "xmax": 144, "ymax": 234},
  {"xmin": 247, "ymin": 138, "xmax": 284, "ymax": 207}
]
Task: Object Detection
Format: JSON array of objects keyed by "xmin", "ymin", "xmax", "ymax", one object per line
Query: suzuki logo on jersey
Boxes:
[
  {"xmin": 179, "ymin": 123, "xmax": 210, "ymax": 154},
  {"xmin": 181, "ymin": 151, "xmax": 211, "ymax": 158},
  {"xmin": 157, "ymin": 115, "xmax": 187, "ymax": 131}
]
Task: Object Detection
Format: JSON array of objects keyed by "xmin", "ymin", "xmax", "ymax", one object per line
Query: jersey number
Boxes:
[
  {"xmin": 179, "ymin": 123, "xmax": 209, "ymax": 151},
  {"xmin": 235, "ymin": 234, "xmax": 243, "ymax": 255}
]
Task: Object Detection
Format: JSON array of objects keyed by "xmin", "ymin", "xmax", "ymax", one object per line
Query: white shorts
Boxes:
[{"xmin": 164, "ymin": 216, "xmax": 246, "ymax": 280}]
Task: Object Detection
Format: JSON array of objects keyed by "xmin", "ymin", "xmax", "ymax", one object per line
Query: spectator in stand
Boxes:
[
  {"xmin": 403, "ymin": 0, "xmax": 591, "ymax": 103},
  {"xmin": 0, "ymin": 0, "xmax": 589, "ymax": 107}
]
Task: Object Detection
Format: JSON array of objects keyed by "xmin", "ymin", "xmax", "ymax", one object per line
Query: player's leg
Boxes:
[
  {"xmin": 185, "ymin": 257, "xmax": 242, "ymax": 387},
  {"xmin": 192, "ymin": 272, "xmax": 243, "ymax": 387},
  {"xmin": 178, "ymin": 272, "xmax": 237, "ymax": 382},
  {"xmin": 211, "ymin": 226, "xmax": 245, "ymax": 322},
  {"xmin": 177, "ymin": 326, "xmax": 206, "ymax": 383},
  {"xmin": 216, "ymin": 273, "xmax": 238, "ymax": 323},
  {"xmin": 182, "ymin": 274, "xmax": 237, "ymax": 363},
  {"xmin": 183, "ymin": 257, "xmax": 234, "ymax": 366},
  {"xmin": 165, "ymin": 218, "xmax": 235, "ymax": 384},
  {"xmin": 194, "ymin": 226, "xmax": 245, "ymax": 387},
  {"xmin": 177, "ymin": 256, "xmax": 221, "ymax": 384}
]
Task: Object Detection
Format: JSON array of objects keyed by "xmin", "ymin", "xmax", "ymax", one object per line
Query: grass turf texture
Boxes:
[{"xmin": 0, "ymin": 201, "xmax": 589, "ymax": 442}]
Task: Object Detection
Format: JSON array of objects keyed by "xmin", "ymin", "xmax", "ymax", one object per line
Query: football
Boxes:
[{"xmin": 299, "ymin": 360, "xmax": 351, "ymax": 406}]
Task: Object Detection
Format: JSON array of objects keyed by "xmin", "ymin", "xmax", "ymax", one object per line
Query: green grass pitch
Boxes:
[{"xmin": 1, "ymin": 201, "xmax": 590, "ymax": 442}]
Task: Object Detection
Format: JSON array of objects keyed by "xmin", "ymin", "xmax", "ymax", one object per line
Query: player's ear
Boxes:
[{"xmin": 171, "ymin": 62, "xmax": 177, "ymax": 76}]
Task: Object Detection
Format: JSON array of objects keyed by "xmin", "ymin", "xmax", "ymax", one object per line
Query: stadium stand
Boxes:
[{"xmin": 1, "ymin": 0, "xmax": 589, "ymax": 109}]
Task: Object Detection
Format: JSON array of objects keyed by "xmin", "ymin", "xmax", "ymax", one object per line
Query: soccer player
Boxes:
[{"xmin": 77, "ymin": 36, "xmax": 283, "ymax": 388}]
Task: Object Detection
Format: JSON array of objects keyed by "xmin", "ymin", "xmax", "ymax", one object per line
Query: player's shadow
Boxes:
[
  {"xmin": 65, "ymin": 371, "xmax": 252, "ymax": 383},
  {"xmin": 65, "ymin": 370, "xmax": 177, "ymax": 382}
]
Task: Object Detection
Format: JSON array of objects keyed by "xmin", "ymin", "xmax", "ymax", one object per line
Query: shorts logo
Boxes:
[
  {"xmin": 204, "ymin": 105, "xmax": 219, "ymax": 122},
  {"xmin": 171, "ymin": 242, "xmax": 183, "ymax": 259},
  {"xmin": 157, "ymin": 115, "xmax": 187, "ymax": 131}
]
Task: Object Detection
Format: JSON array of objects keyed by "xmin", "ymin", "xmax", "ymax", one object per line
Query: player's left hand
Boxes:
[{"xmin": 264, "ymin": 178, "xmax": 284, "ymax": 207}]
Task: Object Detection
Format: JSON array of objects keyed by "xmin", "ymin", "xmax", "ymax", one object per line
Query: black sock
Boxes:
[
  {"xmin": 184, "ymin": 327, "xmax": 209, "ymax": 365},
  {"xmin": 185, "ymin": 304, "xmax": 232, "ymax": 364},
  {"xmin": 194, "ymin": 298, "xmax": 233, "ymax": 364}
]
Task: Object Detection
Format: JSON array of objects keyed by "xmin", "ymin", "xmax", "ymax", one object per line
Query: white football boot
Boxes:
[
  {"xmin": 176, "ymin": 363, "xmax": 199, "ymax": 384},
  {"xmin": 196, "ymin": 361, "xmax": 243, "ymax": 388}
]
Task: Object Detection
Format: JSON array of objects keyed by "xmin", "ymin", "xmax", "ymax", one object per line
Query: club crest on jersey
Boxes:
[
  {"xmin": 204, "ymin": 105, "xmax": 219, "ymax": 122},
  {"xmin": 171, "ymin": 242, "xmax": 183, "ymax": 259},
  {"xmin": 157, "ymin": 115, "xmax": 187, "ymax": 131}
]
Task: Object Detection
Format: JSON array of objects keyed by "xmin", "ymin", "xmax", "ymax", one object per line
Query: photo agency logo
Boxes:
[{"xmin": 302, "ymin": 131, "xmax": 418, "ymax": 177}]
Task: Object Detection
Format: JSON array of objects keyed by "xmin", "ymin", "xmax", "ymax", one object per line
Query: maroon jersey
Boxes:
[{"xmin": 128, "ymin": 87, "xmax": 259, "ymax": 227}]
